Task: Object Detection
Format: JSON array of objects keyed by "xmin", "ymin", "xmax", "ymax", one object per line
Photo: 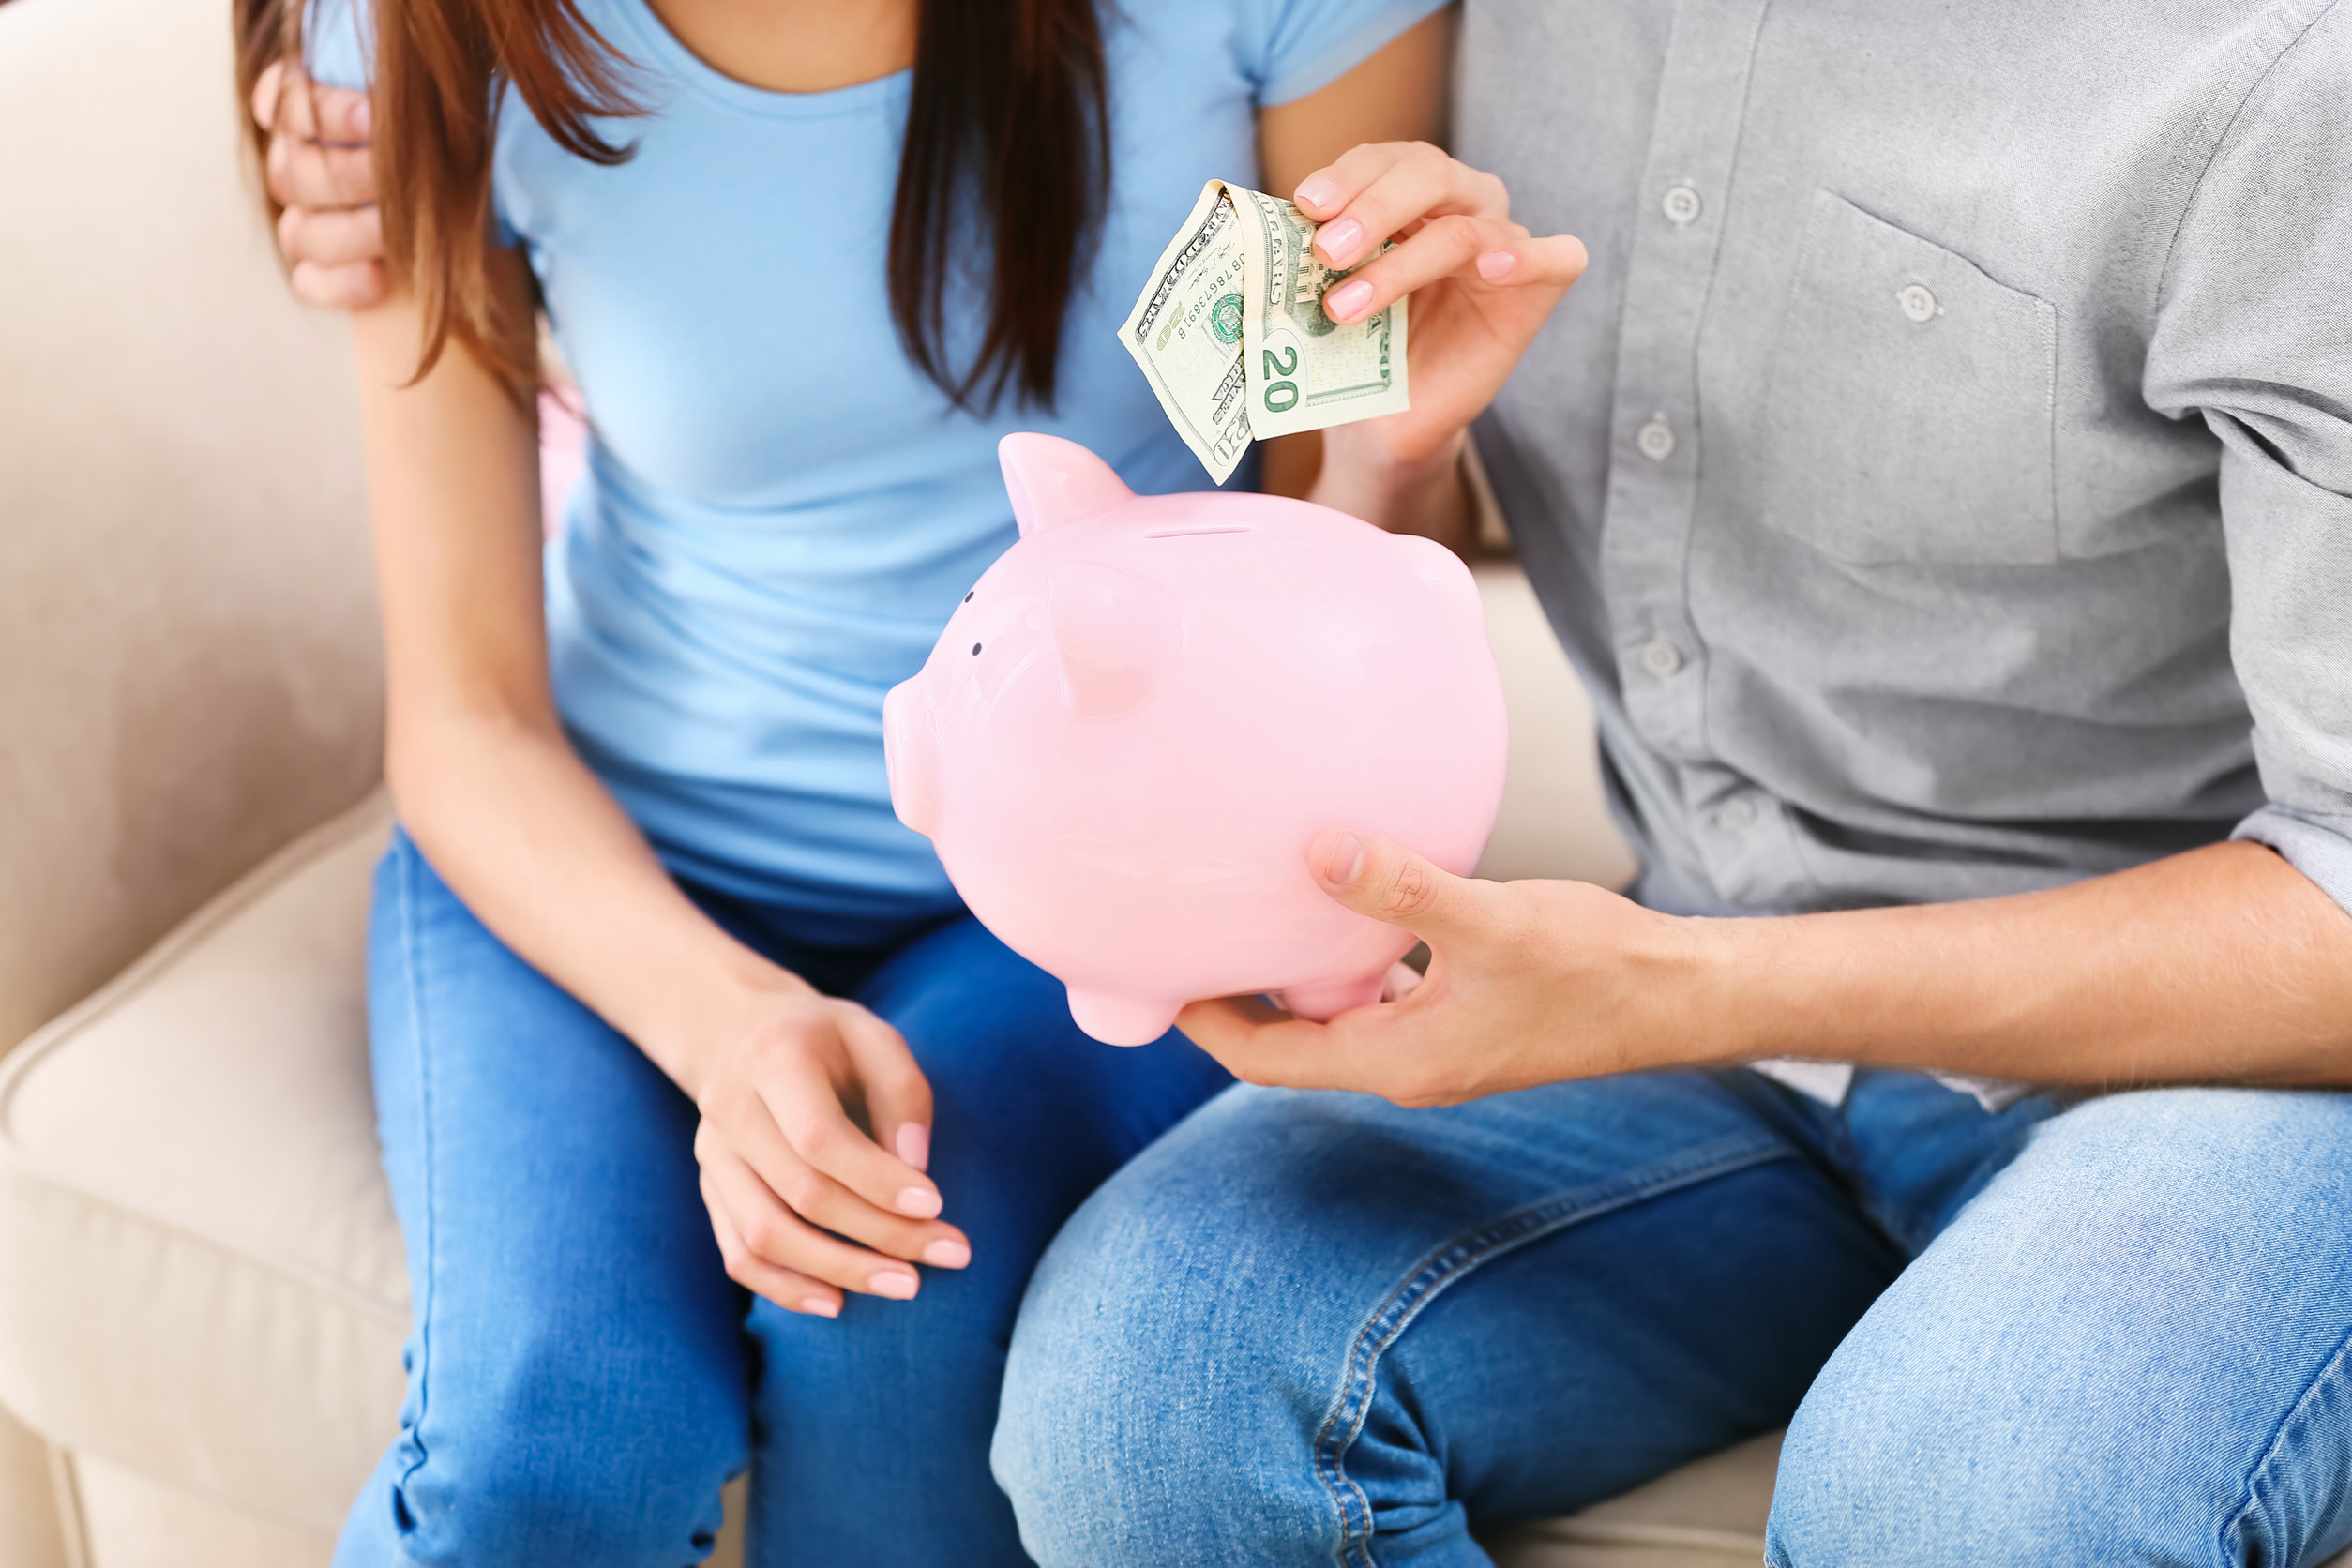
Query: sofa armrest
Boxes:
[{"xmin": 0, "ymin": 0, "xmax": 384, "ymax": 1060}]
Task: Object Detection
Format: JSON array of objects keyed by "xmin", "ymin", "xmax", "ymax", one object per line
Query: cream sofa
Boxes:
[{"xmin": 0, "ymin": 0, "xmax": 1790, "ymax": 1561}]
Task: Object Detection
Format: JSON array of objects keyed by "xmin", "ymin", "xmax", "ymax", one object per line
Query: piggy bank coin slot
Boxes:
[{"xmin": 1143, "ymin": 525, "xmax": 1253, "ymax": 538}]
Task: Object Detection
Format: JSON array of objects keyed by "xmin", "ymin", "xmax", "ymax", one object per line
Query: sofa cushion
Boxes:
[
  {"xmin": 0, "ymin": 793, "xmax": 403, "ymax": 1532},
  {"xmin": 1485, "ymin": 1432, "xmax": 1777, "ymax": 1567},
  {"xmin": 68, "ymin": 1450, "xmax": 339, "ymax": 1568}
]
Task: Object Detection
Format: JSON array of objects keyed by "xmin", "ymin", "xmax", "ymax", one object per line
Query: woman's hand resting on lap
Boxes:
[{"xmin": 687, "ymin": 977, "xmax": 971, "ymax": 1319}]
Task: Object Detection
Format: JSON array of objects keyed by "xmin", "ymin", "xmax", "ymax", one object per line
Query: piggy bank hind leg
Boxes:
[
  {"xmin": 1065, "ymin": 989, "xmax": 1184, "ymax": 1048},
  {"xmin": 1275, "ymin": 971, "xmax": 1393, "ymax": 1023}
]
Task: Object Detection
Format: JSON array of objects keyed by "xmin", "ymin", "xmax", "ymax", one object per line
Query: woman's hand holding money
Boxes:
[{"xmin": 1293, "ymin": 143, "xmax": 1586, "ymax": 534}]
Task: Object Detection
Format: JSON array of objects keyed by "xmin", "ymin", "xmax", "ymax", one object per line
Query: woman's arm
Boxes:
[
  {"xmin": 356, "ymin": 262, "xmax": 767, "ymax": 1099},
  {"xmin": 354, "ymin": 264, "xmax": 966, "ymax": 1315}
]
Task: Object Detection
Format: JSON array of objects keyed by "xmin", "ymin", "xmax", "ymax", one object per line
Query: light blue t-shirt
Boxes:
[{"xmin": 310, "ymin": 0, "xmax": 1442, "ymax": 932}]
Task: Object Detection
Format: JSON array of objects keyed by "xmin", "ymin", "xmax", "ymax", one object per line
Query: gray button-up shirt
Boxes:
[{"xmin": 1459, "ymin": 0, "xmax": 2352, "ymax": 927}]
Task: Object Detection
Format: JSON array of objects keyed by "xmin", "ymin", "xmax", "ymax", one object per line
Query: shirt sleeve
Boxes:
[
  {"xmin": 2144, "ymin": 0, "xmax": 2352, "ymax": 920},
  {"xmin": 299, "ymin": 0, "xmax": 525, "ymax": 249},
  {"xmin": 301, "ymin": 0, "xmax": 372, "ymax": 93},
  {"xmin": 1238, "ymin": 0, "xmax": 1452, "ymax": 106}
]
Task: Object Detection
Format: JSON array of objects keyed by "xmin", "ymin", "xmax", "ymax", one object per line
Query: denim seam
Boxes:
[
  {"xmin": 2218, "ymin": 1311, "xmax": 2352, "ymax": 1568},
  {"xmin": 390, "ymin": 844, "xmax": 439, "ymax": 1515},
  {"xmin": 1309, "ymin": 1135, "xmax": 1798, "ymax": 1567}
]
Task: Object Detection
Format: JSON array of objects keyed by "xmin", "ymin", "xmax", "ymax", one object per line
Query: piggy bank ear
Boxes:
[
  {"xmin": 1390, "ymin": 532, "xmax": 1486, "ymax": 631},
  {"xmin": 1048, "ymin": 561, "xmax": 1182, "ymax": 719},
  {"xmin": 1001, "ymin": 433, "xmax": 1133, "ymax": 538}
]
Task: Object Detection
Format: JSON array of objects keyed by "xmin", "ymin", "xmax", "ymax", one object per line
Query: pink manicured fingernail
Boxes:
[
  {"xmin": 1325, "ymin": 833, "xmax": 1366, "ymax": 886},
  {"xmin": 922, "ymin": 1239, "xmax": 972, "ymax": 1269},
  {"xmin": 870, "ymin": 1270, "xmax": 920, "ymax": 1300},
  {"xmin": 897, "ymin": 1185, "xmax": 943, "ymax": 1219},
  {"xmin": 1325, "ymin": 279, "xmax": 1374, "ymax": 321},
  {"xmin": 800, "ymin": 1296, "xmax": 840, "ymax": 1319},
  {"xmin": 896, "ymin": 1123, "xmax": 930, "ymax": 1173},
  {"xmin": 1476, "ymin": 249, "xmax": 1515, "ymax": 281},
  {"xmin": 1317, "ymin": 218, "xmax": 1365, "ymax": 265},
  {"xmin": 1295, "ymin": 176, "xmax": 1340, "ymax": 212},
  {"xmin": 351, "ymin": 98, "xmax": 371, "ymax": 137}
]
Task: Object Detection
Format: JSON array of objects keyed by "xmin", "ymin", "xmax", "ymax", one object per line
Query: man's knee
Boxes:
[
  {"xmin": 994, "ymin": 1093, "xmax": 1352, "ymax": 1568},
  {"xmin": 991, "ymin": 1196, "xmax": 1288, "ymax": 1568},
  {"xmin": 1765, "ymin": 1367, "xmax": 1998, "ymax": 1568},
  {"xmin": 1766, "ymin": 1365, "xmax": 2271, "ymax": 1568},
  {"xmin": 1769, "ymin": 1088, "xmax": 2352, "ymax": 1568}
]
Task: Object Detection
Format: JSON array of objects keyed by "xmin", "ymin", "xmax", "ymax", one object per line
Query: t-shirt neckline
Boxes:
[{"xmin": 607, "ymin": 0, "xmax": 914, "ymax": 119}]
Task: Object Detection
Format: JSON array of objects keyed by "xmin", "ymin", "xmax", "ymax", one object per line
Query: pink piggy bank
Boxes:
[{"xmin": 882, "ymin": 434, "xmax": 1508, "ymax": 1046}]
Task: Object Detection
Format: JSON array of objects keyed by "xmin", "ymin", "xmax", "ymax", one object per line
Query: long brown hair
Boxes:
[{"xmin": 235, "ymin": 0, "xmax": 1110, "ymax": 410}]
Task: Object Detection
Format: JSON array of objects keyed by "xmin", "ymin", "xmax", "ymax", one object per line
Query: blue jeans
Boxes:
[
  {"xmin": 994, "ymin": 1068, "xmax": 2352, "ymax": 1566},
  {"xmin": 334, "ymin": 830, "xmax": 1231, "ymax": 1567}
]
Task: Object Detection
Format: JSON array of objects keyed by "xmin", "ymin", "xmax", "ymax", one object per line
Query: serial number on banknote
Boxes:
[{"xmin": 1118, "ymin": 180, "xmax": 1409, "ymax": 484}]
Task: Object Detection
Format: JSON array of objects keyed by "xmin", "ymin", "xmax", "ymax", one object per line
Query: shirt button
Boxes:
[
  {"xmin": 1897, "ymin": 283, "xmax": 1938, "ymax": 323},
  {"xmin": 1635, "ymin": 416, "xmax": 1676, "ymax": 461},
  {"xmin": 1640, "ymin": 638, "xmax": 1684, "ymax": 676},
  {"xmin": 1715, "ymin": 797, "xmax": 1758, "ymax": 833},
  {"xmin": 1661, "ymin": 184, "xmax": 1703, "ymax": 226}
]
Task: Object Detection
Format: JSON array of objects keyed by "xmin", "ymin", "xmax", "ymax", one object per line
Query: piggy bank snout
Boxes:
[{"xmin": 882, "ymin": 681, "xmax": 942, "ymax": 837}]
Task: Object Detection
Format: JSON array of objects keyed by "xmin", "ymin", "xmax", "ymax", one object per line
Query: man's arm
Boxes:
[
  {"xmin": 1176, "ymin": 831, "xmax": 2352, "ymax": 1108},
  {"xmin": 1730, "ymin": 840, "xmax": 2352, "ymax": 1086},
  {"xmin": 1179, "ymin": 9, "xmax": 2352, "ymax": 1106},
  {"xmin": 250, "ymin": 60, "xmax": 385, "ymax": 309}
]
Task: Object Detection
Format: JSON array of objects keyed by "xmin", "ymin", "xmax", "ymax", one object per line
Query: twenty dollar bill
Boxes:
[{"xmin": 1118, "ymin": 180, "xmax": 1409, "ymax": 484}]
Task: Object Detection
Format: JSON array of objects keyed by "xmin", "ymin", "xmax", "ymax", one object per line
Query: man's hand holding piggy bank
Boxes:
[{"xmin": 883, "ymin": 434, "xmax": 1508, "ymax": 1046}]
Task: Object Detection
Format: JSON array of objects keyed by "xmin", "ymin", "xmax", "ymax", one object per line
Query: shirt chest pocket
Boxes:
[{"xmin": 1758, "ymin": 190, "xmax": 2058, "ymax": 565}]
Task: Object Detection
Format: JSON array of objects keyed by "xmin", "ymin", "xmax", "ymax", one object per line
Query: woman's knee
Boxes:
[{"xmin": 381, "ymin": 1351, "xmax": 744, "ymax": 1568}]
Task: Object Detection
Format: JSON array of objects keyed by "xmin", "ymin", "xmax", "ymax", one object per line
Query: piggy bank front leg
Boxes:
[
  {"xmin": 1065, "ymin": 989, "xmax": 1184, "ymax": 1048},
  {"xmin": 1275, "ymin": 971, "xmax": 1393, "ymax": 1023}
]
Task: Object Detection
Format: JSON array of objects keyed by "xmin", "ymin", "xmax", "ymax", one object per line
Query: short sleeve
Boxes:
[
  {"xmin": 299, "ymin": 0, "xmax": 523, "ymax": 249},
  {"xmin": 1237, "ymin": 0, "xmax": 1452, "ymax": 106},
  {"xmin": 2144, "ymin": 0, "xmax": 2352, "ymax": 919},
  {"xmin": 302, "ymin": 0, "xmax": 372, "ymax": 94}
]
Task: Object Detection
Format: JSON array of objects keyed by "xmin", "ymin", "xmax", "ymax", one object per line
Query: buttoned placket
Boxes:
[{"xmin": 1598, "ymin": 0, "xmax": 1804, "ymax": 906}]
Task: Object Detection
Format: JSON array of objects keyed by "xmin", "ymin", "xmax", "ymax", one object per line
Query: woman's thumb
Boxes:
[{"xmin": 1307, "ymin": 827, "xmax": 1482, "ymax": 940}]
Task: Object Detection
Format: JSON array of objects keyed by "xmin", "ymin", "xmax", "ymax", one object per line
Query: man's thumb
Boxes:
[{"xmin": 1307, "ymin": 827, "xmax": 1479, "ymax": 937}]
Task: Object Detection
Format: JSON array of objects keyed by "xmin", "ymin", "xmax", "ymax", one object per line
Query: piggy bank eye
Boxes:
[
  {"xmin": 964, "ymin": 592, "xmax": 974, "ymax": 603},
  {"xmin": 971, "ymin": 642, "xmax": 982, "ymax": 655}
]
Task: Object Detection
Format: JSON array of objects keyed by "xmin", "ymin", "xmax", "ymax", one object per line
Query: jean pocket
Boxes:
[{"xmin": 1759, "ymin": 190, "xmax": 2058, "ymax": 565}]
